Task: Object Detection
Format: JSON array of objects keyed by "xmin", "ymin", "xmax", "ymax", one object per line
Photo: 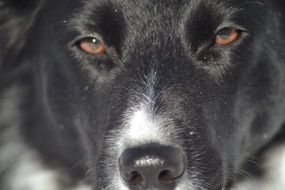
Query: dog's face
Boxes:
[{"xmin": 17, "ymin": 0, "xmax": 284, "ymax": 189}]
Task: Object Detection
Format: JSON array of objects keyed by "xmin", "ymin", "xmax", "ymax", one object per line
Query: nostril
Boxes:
[
  {"xmin": 129, "ymin": 171, "xmax": 143, "ymax": 185},
  {"xmin": 159, "ymin": 170, "xmax": 175, "ymax": 184}
]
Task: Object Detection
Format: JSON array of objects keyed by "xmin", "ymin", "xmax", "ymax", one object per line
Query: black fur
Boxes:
[{"xmin": 0, "ymin": 0, "xmax": 285, "ymax": 189}]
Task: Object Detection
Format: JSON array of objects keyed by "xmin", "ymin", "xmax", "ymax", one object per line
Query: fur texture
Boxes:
[{"xmin": 0, "ymin": 0, "xmax": 285, "ymax": 190}]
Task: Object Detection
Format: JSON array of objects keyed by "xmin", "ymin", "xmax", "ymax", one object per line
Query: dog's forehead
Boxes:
[
  {"xmin": 84, "ymin": 0, "xmax": 246, "ymax": 14},
  {"xmin": 92, "ymin": 0, "xmax": 240, "ymax": 11},
  {"xmin": 100, "ymin": 0, "xmax": 188, "ymax": 10},
  {"xmin": 80, "ymin": 0, "xmax": 188, "ymax": 24},
  {"xmin": 82, "ymin": 0, "xmax": 202, "ymax": 20},
  {"xmin": 69, "ymin": 0, "xmax": 246, "ymax": 34}
]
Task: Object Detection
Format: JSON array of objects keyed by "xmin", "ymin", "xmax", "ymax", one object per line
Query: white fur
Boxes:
[
  {"xmin": 8, "ymin": 156, "xmax": 63, "ymax": 190},
  {"xmin": 175, "ymin": 173, "xmax": 196, "ymax": 190},
  {"xmin": 3, "ymin": 143, "xmax": 91, "ymax": 190},
  {"xmin": 128, "ymin": 109, "xmax": 163, "ymax": 141},
  {"xmin": 232, "ymin": 143, "xmax": 285, "ymax": 190},
  {"xmin": 103, "ymin": 72, "xmax": 198, "ymax": 190},
  {"xmin": 119, "ymin": 108, "xmax": 174, "ymax": 148},
  {"xmin": 72, "ymin": 185, "xmax": 92, "ymax": 190},
  {"xmin": 116, "ymin": 71, "xmax": 181, "ymax": 155},
  {"xmin": 0, "ymin": 86, "xmax": 91, "ymax": 190},
  {"xmin": 3, "ymin": 148, "xmax": 92, "ymax": 190}
]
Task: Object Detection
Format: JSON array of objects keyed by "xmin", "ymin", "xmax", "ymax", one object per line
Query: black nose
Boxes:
[{"xmin": 119, "ymin": 144, "xmax": 186, "ymax": 189}]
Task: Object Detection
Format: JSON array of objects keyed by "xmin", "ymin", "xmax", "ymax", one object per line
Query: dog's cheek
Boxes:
[{"xmin": 234, "ymin": 58, "xmax": 284, "ymax": 154}]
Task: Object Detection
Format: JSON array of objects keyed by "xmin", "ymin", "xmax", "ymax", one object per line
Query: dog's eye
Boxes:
[
  {"xmin": 76, "ymin": 37, "xmax": 106, "ymax": 56},
  {"xmin": 214, "ymin": 28, "xmax": 240, "ymax": 46}
]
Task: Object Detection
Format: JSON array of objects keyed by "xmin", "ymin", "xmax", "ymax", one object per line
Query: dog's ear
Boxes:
[
  {"xmin": 0, "ymin": 0, "xmax": 42, "ymax": 50},
  {"xmin": 0, "ymin": 0, "xmax": 41, "ymax": 13},
  {"xmin": 0, "ymin": 0, "xmax": 43, "ymax": 59}
]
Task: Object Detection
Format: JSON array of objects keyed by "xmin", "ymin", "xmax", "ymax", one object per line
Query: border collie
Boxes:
[{"xmin": 0, "ymin": 0, "xmax": 284, "ymax": 190}]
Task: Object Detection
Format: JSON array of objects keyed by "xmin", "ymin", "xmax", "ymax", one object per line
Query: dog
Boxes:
[{"xmin": 0, "ymin": 0, "xmax": 285, "ymax": 190}]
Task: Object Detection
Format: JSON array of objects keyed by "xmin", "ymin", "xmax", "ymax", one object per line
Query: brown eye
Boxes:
[
  {"xmin": 77, "ymin": 37, "xmax": 106, "ymax": 55},
  {"xmin": 214, "ymin": 28, "xmax": 240, "ymax": 46}
]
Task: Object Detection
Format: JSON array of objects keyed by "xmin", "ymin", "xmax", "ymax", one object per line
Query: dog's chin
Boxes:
[
  {"xmin": 101, "ymin": 181, "xmax": 222, "ymax": 190},
  {"xmin": 98, "ymin": 170, "xmax": 224, "ymax": 190},
  {"xmin": 101, "ymin": 178, "xmax": 195, "ymax": 190}
]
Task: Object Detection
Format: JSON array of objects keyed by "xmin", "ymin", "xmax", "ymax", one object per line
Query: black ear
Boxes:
[
  {"xmin": 0, "ymin": 0, "xmax": 41, "ymax": 13},
  {"xmin": 0, "ymin": 0, "xmax": 43, "ymax": 58}
]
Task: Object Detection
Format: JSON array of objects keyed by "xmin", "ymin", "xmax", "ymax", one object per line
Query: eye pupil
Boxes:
[{"xmin": 218, "ymin": 29, "xmax": 232, "ymax": 38}]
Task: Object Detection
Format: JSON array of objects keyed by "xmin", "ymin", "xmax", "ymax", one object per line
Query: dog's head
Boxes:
[{"xmin": 2, "ymin": 0, "xmax": 285, "ymax": 189}]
